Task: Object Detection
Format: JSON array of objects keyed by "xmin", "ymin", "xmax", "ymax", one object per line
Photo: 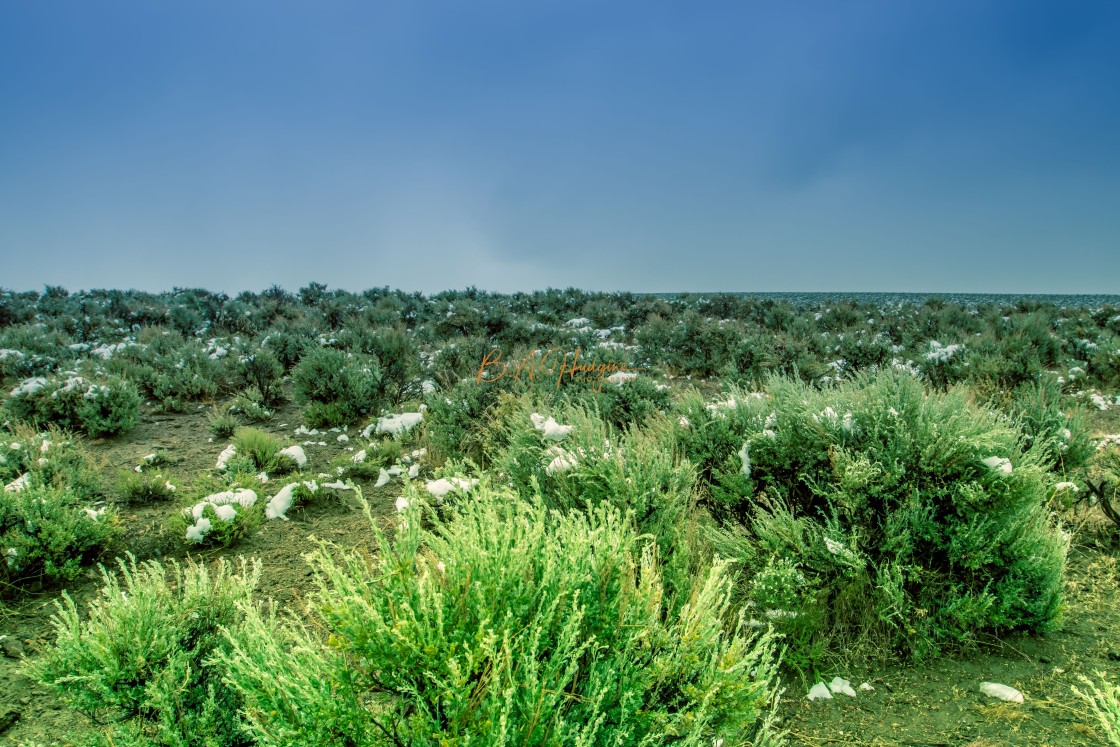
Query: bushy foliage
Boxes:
[
  {"xmin": 76, "ymin": 377, "xmax": 143, "ymax": 436},
  {"xmin": 236, "ymin": 348, "xmax": 285, "ymax": 406},
  {"xmin": 422, "ymin": 377, "xmax": 512, "ymax": 466},
  {"xmin": 26, "ymin": 555, "xmax": 259, "ymax": 747},
  {"xmin": 581, "ymin": 375, "xmax": 671, "ymax": 430},
  {"xmin": 173, "ymin": 480, "xmax": 273, "ymax": 549},
  {"xmin": 231, "ymin": 426, "xmax": 292, "ymax": 474},
  {"xmin": 0, "ymin": 481, "xmax": 115, "ymax": 595},
  {"xmin": 339, "ymin": 324, "xmax": 421, "ymax": 404},
  {"xmin": 493, "ymin": 400, "xmax": 697, "ymax": 598},
  {"xmin": 116, "ymin": 469, "xmax": 177, "ymax": 504},
  {"xmin": 0, "ymin": 425, "xmax": 103, "ymax": 503},
  {"xmin": 292, "ymin": 347, "xmax": 384, "ymax": 427},
  {"xmin": 219, "ymin": 485, "xmax": 784, "ymax": 747},
  {"xmin": 994, "ymin": 377, "xmax": 1094, "ymax": 472},
  {"xmin": 687, "ymin": 371, "xmax": 1069, "ymax": 661},
  {"xmin": 1074, "ymin": 673, "xmax": 1120, "ymax": 747},
  {"xmin": 208, "ymin": 407, "xmax": 240, "ymax": 439},
  {"xmin": 4, "ymin": 374, "xmax": 141, "ymax": 437},
  {"xmin": 108, "ymin": 335, "xmax": 227, "ymax": 412}
]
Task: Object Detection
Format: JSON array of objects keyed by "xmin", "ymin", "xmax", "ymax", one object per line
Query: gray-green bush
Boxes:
[{"xmin": 683, "ymin": 371, "xmax": 1069, "ymax": 662}]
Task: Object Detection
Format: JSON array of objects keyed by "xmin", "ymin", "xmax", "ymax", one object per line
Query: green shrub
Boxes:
[
  {"xmin": 670, "ymin": 386, "xmax": 765, "ymax": 503},
  {"xmin": 231, "ymin": 426, "xmax": 288, "ymax": 473},
  {"xmin": 230, "ymin": 390, "xmax": 275, "ymax": 423},
  {"xmin": 339, "ymin": 324, "xmax": 421, "ymax": 404},
  {"xmin": 0, "ymin": 482, "xmax": 116, "ymax": 595},
  {"xmin": 584, "ymin": 374, "xmax": 670, "ymax": 430},
  {"xmin": 4, "ymin": 374, "xmax": 140, "ymax": 438},
  {"xmin": 994, "ymin": 377, "xmax": 1094, "ymax": 472},
  {"xmin": 219, "ymin": 485, "xmax": 784, "ymax": 747},
  {"xmin": 26, "ymin": 554, "xmax": 259, "ymax": 747},
  {"xmin": 695, "ymin": 371, "xmax": 1069, "ymax": 662},
  {"xmin": 175, "ymin": 483, "xmax": 270, "ymax": 548},
  {"xmin": 236, "ymin": 348, "xmax": 285, "ymax": 406},
  {"xmin": 208, "ymin": 407, "xmax": 240, "ymax": 439},
  {"xmin": 423, "ymin": 377, "xmax": 511, "ymax": 466},
  {"xmin": 116, "ymin": 469, "xmax": 177, "ymax": 504},
  {"xmin": 292, "ymin": 347, "xmax": 383, "ymax": 427},
  {"xmin": 427, "ymin": 336, "xmax": 493, "ymax": 388},
  {"xmin": 1074, "ymin": 673, "xmax": 1120, "ymax": 746},
  {"xmin": 0, "ymin": 424, "xmax": 103, "ymax": 502},
  {"xmin": 264, "ymin": 329, "xmax": 312, "ymax": 371},
  {"xmin": 109, "ymin": 335, "xmax": 226, "ymax": 412},
  {"xmin": 76, "ymin": 377, "xmax": 142, "ymax": 436},
  {"xmin": 494, "ymin": 399, "xmax": 697, "ymax": 599}
]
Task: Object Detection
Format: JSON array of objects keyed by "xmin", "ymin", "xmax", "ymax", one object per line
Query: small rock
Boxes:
[
  {"xmin": 980, "ymin": 682, "xmax": 1024, "ymax": 703},
  {"xmin": 859, "ymin": 682, "xmax": 875, "ymax": 692},
  {"xmin": 0, "ymin": 637, "xmax": 24, "ymax": 659}
]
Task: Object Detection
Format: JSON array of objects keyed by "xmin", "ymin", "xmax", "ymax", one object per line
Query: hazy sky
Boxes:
[{"xmin": 2, "ymin": 1, "xmax": 1118, "ymax": 295}]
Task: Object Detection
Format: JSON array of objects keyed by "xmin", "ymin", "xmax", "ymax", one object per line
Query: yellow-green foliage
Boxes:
[
  {"xmin": 219, "ymin": 484, "xmax": 785, "ymax": 746},
  {"xmin": 26, "ymin": 554, "xmax": 259, "ymax": 747},
  {"xmin": 1074, "ymin": 673, "xmax": 1120, "ymax": 746}
]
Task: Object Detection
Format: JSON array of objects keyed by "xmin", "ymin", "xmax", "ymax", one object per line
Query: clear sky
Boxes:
[{"xmin": 2, "ymin": 0, "xmax": 1118, "ymax": 295}]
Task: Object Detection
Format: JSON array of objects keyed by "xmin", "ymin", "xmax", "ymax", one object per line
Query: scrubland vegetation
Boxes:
[{"xmin": 2, "ymin": 285, "xmax": 1120, "ymax": 745}]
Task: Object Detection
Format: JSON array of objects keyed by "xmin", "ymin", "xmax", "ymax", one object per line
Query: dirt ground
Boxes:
[
  {"xmin": 1, "ymin": 399, "xmax": 1119, "ymax": 745},
  {"xmin": 0, "ymin": 397, "xmax": 405, "ymax": 745}
]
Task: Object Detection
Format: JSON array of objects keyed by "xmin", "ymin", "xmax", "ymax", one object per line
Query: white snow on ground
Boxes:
[
  {"xmin": 376, "ymin": 412, "xmax": 424, "ymax": 436},
  {"xmin": 530, "ymin": 413, "xmax": 572, "ymax": 441},
  {"xmin": 278, "ymin": 445, "xmax": 307, "ymax": 468},
  {"xmin": 982, "ymin": 456, "xmax": 1013, "ymax": 475},
  {"xmin": 216, "ymin": 444, "xmax": 237, "ymax": 470},
  {"xmin": 9, "ymin": 377, "xmax": 47, "ymax": 397},
  {"xmin": 426, "ymin": 477, "xmax": 479, "ymax": 499}
]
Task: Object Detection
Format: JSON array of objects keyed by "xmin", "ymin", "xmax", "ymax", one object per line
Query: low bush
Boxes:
[
  {"xmin": 292, "ymin": 347, "xmax": 384, "ymax": 427},
  {"xmin": 994, "ymin": 377, "xmax": 1094, "ymax": 472},
  {"xmin": 174, "ymin": 481, "xmax": 270, "ymax": 548},
  {"xmin": 208, "ymin": 407, "xmax": 240, "ymax": 439},
  {"xmin": 76, "ymin": 377, "xmax": 143, "ymax": 436},
  {"xmin": 26, "ymin": 554, "xmax": 259, "ymax": 747},
  {"xmin": 116, "ymin": 469, "xmax": 177, "ymax": 504},
  {"xmin": 423, "ymin": 377, "xmax": 512, "ymax": 466},
  {"xmin": 236, "ymin": 348, "xmax": 285, "ymax": 406},
  {"xmin": 582, "ymin": 374, "xmax": 671, "ymax": 430},
  {"xmin": 231, "ymin": 426, "xmax": 289, "ymax": 474},
  {"xmin": 0, "ymin": 424, "xmax": 103, "ymax": 502},
  {"xmin": 0, "ymin": 481, "xmax": 115, "ymax": 595},
  {"xmin": 219, "ymin": 485, "xmax": 784, "ymax": 747}
]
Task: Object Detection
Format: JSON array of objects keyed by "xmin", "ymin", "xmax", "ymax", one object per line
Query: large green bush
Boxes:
[
  {"xmin": 219, "ymin": 485, "xmax": 785, "ymax": 747},
  {"xmin": 685, "ymin": 371, "xmax": 1069, "ymax": 661},
  {"xmin": 27, "ymin": 555, "xmax": 259, "ymax": 747},
  {"xmin": 292, "ymin": 347, "xmax": 384, "ymax": 427}
]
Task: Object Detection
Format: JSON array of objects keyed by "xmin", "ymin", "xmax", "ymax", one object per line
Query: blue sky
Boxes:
[{"xmin": 2, "ymin": 0, "xmax": 1118, "ymax": 294}]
